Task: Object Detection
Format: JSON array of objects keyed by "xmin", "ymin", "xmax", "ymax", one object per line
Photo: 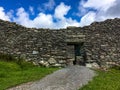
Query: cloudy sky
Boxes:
[{"xmin": 0, "ymin": 0, "xmax": 120, "ymax": 29}]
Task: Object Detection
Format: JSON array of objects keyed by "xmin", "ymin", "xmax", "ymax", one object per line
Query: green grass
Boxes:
[
  {"xmin": 0, "ymin": 60, "xmax": 58, "ymax": 90},
  {"xmin": 80, "ymin": 68, "xmax": 120, "ymax": 90}
]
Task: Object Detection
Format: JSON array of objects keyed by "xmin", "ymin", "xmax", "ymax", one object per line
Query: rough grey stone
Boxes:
[{"xmin": 48, "ymin": 57, "xmax": 57, "ymax": 64}]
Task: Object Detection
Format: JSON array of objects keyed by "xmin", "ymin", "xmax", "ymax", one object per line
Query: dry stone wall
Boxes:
[
  {"xmin": 0, "ymin": 18, "xmax": 120, "ymax": 68},
  {"xmin": 84, "ymin": 19, "xmax": 120, "ymax": 68}
]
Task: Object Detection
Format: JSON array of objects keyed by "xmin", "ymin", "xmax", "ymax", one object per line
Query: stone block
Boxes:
[
  {"xmin": 48, "ymin": 57, "xmax": 57, "ymax": 64},
  {"xmin": 39, "ymin": 60, "xmax": 49, "ymax": 67},
  {"xmin": 32, "ymin": 51, "xmax": 39, "ymax": 55}
]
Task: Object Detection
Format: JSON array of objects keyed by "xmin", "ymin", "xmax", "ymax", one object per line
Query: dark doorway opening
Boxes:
[
  {"xmin": 73, "ymin": 42, "xmax": 86, "ymax": 65},
  {"xmin": 67, "ymin": 42, "xmax": 86, "ymax": 66}
]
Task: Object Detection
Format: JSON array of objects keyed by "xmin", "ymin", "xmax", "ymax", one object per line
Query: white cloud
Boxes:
[
  {"xmin": 14, "ymin": 7, "xmax": 54, "ymax": 28},
  {"xmin": 106, "ymin": 0, "xmax": 120, "ymax": 17},
  {"xmin": 54, "ymin": 2, "xmax": 71, "ymax": 19},
  {"xmin": 13, "ymin": 7, "xmax": 33, "ymax": 27},
  {"xmin": 53, "ymin": 3, "xmax": 79, "ymax": 28},
  {"xmin": 76, "ymin": 0, "xmax": 87, "ymax": 17},
  {"xmin": 80, "ymin": 11, "xmax": 96, "ymax": 26},
  {"xmin": 65, "ymin": 18, "xmax": 80, "ymax": 27},
  {"xmin": 78, "ymin": 0, "xmax": 120, "ymax": 26},
  {"xmin": 33, "ymin": 13, "xmax": 54, "ymax": 28},
  {"xmin": 53, "ymin": 17, "xmax": 80, "ymax": 29},
  {"xmin": 44, "ymin": 0, "xmax": 55, "ymax": 10},
  {"xmin": 83, "ymin": 0, "xmax": 116, "ymax": 11},
  {"xmin": 0, "ymin": 7, "xmax": 10, "ymax": 21},
  {"xmin": 29, "ymin": 6, "xmax": 34, "ymax": 15},
  {"xmin": 7, "ymin": 10, "xmax": 14, "ymax": 19}
]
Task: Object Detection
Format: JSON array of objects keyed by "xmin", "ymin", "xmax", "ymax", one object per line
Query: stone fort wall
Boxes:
[{"xmin": 0, "ymin": 18, "xmax": 120, "ymax": 68}]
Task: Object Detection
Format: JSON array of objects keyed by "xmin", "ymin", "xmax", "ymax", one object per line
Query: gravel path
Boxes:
[{"xmin": 8, "ymin": 65, "xmax": 95, "ymax": 90}]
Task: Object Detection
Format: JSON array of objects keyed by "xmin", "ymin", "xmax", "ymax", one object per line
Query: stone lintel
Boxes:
[{"xmin": 67, "ymin": 35, "xmax": 85, "ymax": 38}]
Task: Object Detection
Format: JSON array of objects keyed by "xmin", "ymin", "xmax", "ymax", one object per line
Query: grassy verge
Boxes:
[
  {"xmin": 0, "ymin": 59, "xmax": 58, "ymax": 90},
  {"xmin": 80, "ymin": 67, "xmax": 120, "ymax": 90}
]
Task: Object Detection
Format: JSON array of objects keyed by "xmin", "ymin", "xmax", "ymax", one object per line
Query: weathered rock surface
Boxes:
[{"xmin": 8, "ymin": 66, "xmax": 95, "ymax": 90}]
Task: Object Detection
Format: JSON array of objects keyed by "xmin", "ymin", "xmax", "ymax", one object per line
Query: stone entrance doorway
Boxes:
[
  {"xmin": 67, "ymin": 42, "xmax": 86, "ymax": 65},
  {"xmin": 66, "ymin": 34, "xmax": 86, "ymax": 66}
]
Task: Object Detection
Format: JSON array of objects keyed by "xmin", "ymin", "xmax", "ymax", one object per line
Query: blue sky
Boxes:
[{"xmin": 0, "ymin": 0, "xmax": 120, "ymax": 29}]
